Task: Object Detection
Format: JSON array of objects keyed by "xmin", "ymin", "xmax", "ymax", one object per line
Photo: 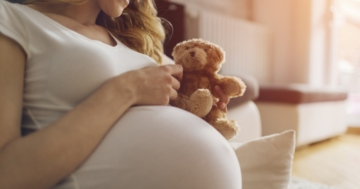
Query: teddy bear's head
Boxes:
[{"xmin": 172, "ymin": 39, "xmax": 225, "ymax": 73}]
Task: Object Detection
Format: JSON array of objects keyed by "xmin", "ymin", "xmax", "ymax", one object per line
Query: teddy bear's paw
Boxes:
[
  {"xmin": 191, "ymin": 89, "xmax": 212, "ymax": 99},
  {"xmin": 221, "ymin": 77, "xmax": 246, "ymax": 97},
  {"xmin": 212, "ymin": 119, "xmax": 240, "ymax": 140},
  {"xmin": 188, "ymin": 89, "xmax": 213, "ymax": 117},
  {"xmin": 170, "ymin": 94, "xmax": 190, "ymax": 110}
]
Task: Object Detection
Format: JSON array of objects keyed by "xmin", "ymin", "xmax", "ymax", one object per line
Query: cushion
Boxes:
[{"xmin": 230, "ymin": 130, "xmax": 296, "ymax": 189}]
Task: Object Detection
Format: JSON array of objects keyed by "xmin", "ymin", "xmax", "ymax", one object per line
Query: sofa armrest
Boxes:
[
  {"xmin": 228, "ymin": 73, "xmax": 259, "ymax": 109},
  {"xmin": 228, "ymin": 101, "xmax": 262, "ymax": 143}
]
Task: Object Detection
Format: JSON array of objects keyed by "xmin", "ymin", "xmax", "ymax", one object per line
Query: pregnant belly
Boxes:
[{"xmin": 53, "ymin": 106, "xmax": 240, "ymax": 189}]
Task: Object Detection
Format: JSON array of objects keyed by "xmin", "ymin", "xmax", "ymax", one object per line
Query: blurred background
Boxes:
[
  {"xmin": 156, "ymin": 0, "xmax": 360, "ymax": 128},
  {"xmin": 155, "ymin": 0, "xmax": 360, "ymax": 188}
]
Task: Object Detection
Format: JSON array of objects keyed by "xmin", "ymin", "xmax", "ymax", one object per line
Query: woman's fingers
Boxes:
[
  {"xmin": 214, "ymin": 85, "xmax": 229, "ymax": 104},
  {"xmin": 172, "ymin": 77, "xmax": 180, "ymax": 90},
  {"xmin": 170, "ymin": 88, "xmax": 178, "ymax": 100},
  {"xmin": 161, "ymin": 64, "xmax": 183, "ymax": 81},
  {"xmin": 214, "ymin": 85, "xmax": 230, "ymax": 111},
  {"xmin": 128, "ymin": 65, "xmax": 183, "ymax": 105},
  {"xmin": 159, "ymin": 65, "xmax": 181, "ymax": 96},
  {"xmin": 170, "ymin": 65, "xmax": 183, "ymax": 81},
  {"xmin": 168, "ymin": 66, "xmax": 181, "ymax": 100}
]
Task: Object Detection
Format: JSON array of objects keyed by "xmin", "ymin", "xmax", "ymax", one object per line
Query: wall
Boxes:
[
  {"xmin": 309, "ymin": 0, "xmax": 332, "ymax": 86},
  {"xmin": 252, "ymin": 0, "xmax": 295, "ymax": 84},
  {"xmin": 252, "ymin": 0, "xmax": 333, "ymax": 85},
  {"xmin": 169, "ymin": 0, "xmax": 333, "ymax": 86},
  {"xmin": 168, "ymin": 0, "xmax": 271, "ymax": 84},
  {"xmin": 169, "ymin": 0, "xmax": 251, "ymax": 20}
]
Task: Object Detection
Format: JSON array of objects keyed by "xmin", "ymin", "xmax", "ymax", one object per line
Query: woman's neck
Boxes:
[{"xmin": 27, "ymin": 1, "xmax": 101, "ymax": 25}]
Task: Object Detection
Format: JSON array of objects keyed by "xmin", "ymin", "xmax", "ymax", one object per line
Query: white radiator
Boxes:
[{"xmin": 185, "ymin": 10, "xmax": 271, "ymax": 84}]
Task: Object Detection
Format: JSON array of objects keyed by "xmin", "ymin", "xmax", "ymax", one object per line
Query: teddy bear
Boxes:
[{"xmin": 170, "ymin": 38, "xmax": 247, "ymax": 140}]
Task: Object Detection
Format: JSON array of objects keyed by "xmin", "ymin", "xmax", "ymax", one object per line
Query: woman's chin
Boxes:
[
  {"xmin": 102, "ymin": 6, "xmax": 125, "ymax": 18},
  {"xmin": 107, "ymin": 10, "xmax": 123, "ymax": 18}
]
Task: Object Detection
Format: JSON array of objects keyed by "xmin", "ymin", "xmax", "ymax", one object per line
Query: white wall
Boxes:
[
  {"xmin": 169, "ymin": 0, "xmax": 333, "ymax": 86},
  {"xmin": 169, "ymin": 0, "xmax": 271, "ymax": 84},
  {"xmin": 252, "ymin": 0, "xmax": 332, "ymax": 85},
  {"xmin": 170, "ymin": 0, "xmax": 250, "ymax": 20},
  {"xmin": 252, "ymin": 0, "xmax": 295, "ymax": 84},
  {"xmin": 309, "ymin": 0, "xmax": 332, "ymax": 86},
  {"xmin": 290, "ymin": 0, "xmax": 312, "ymax": 84}
]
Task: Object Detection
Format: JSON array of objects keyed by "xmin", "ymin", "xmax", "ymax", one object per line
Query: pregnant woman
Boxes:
[{"xmin": 0, "ymin": 0, "xmax": 241, "ymax": 188}]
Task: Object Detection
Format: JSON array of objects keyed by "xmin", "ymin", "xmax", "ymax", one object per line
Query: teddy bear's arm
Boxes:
[
  {"xmin": 170, "ymin": 91, "xmax": 213, "ymax": 118},
  {"xmin": 199, "ymin": 76, "xmax": 211, "ymax": 89},
  {"xmin": 216, "ymin": 76, "xmax": 246, "ymax": 98}
]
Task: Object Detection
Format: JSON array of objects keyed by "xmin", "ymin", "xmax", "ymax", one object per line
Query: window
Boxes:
[{"xmin": 333, "ymin": 0, "xmax": 360, "ymax": 126}]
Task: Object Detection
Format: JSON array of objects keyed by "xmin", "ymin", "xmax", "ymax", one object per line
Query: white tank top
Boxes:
[{"xmin": 0, "ymin": 1, "xmax": 158, "ymax": 132}]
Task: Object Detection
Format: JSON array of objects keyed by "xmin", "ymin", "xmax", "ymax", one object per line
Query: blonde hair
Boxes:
[{"xmin": 24, "ymin": 0, "xmax": 166, "ymax": 64}]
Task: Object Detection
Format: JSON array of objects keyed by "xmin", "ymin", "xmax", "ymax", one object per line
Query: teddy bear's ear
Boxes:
[
  {"xmin": 212, "ymin": 46, "xmax": 225, "ymax": 63},
  {"xmin": 172, "ymin": 44, "xmax": 182, "ymax": 58},
  {"xmin": 218, "ymin": 46, "xmax": 225, "ymax": 59},
  {"xmin": 172, "ymin": 47, "xmax": 177, "ymax": 58}
]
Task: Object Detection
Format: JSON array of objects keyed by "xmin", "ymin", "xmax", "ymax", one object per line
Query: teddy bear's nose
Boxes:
[{"xmin": 190, "ymin": 51, "xmax": 196, "ymax": 57}]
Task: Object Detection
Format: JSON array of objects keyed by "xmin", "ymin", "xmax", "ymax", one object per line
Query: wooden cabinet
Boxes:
[{"xmin": 155, "ymin": 0, "xmax": 185, "ymax": 59}]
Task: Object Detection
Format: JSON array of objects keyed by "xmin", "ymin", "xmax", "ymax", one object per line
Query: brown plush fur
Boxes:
[{"xmin": 170, "ymin": 39, "xmax": 247, "ymax": 139}]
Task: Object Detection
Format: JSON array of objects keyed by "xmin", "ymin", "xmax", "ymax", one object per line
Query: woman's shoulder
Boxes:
[
  {"xmin": 0, "ymin": 0, "xmax": 12, "ymax": 7},
  {"xmin": 0, "ymin": 1, "xmax": 36, "ymax": 23},
  {"xmin": 0, "ymin": 1, "xmax": 32, "ymax": 59},
  {"xmin": 0, "ymin": 1, "xmax": 28, "ymax": 23},
  {"xmin": 0, "ymin": 1, "xmax": 20, "ymax": 12}
]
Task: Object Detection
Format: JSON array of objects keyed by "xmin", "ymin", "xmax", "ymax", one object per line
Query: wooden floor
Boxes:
[{"xmin": 292, "ymin": 130, "xmax": 360, "ymax": 189}]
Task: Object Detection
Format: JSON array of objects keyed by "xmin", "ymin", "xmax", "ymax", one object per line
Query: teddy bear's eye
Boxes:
[{"xmin": 185, "ymin": 47, "xmax": 190, "ymax": 50}]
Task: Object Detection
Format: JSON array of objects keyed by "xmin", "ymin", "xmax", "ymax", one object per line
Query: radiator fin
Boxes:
[{"xmin": 186, "ymin": 10, "xmax": 271, "ymax": 84}]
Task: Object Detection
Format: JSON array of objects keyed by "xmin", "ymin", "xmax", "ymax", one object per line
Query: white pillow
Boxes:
[{"xmin": 230, "ymin": 130, "xmax": 296, "ymax": 189}]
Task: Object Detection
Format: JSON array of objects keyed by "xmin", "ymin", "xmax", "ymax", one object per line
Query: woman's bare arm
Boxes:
[
  {"xmin": 0, "ymin": 33, "xmax": 182, "ymax": 189},
  {"xmin": 0, "ymin": 34, "xmax": 25, "ymax": 153}
]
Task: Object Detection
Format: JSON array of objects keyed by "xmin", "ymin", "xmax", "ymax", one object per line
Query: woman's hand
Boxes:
[
  {"xmin": 213, "ymin": 85, "xmax": 230, "ymax": 112},
  {"xmin": 110, "ymin": 65, "xmax": 183, "ymax": 106}
]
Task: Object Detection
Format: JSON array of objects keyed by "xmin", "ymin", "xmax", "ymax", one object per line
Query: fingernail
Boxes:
[{"xmin": 221, "ymin": 103, "xmax": 226, "ymax": 109}]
